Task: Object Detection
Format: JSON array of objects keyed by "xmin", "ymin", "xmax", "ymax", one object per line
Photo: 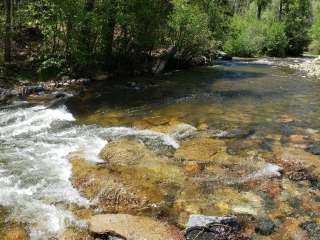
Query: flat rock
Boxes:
[{"xmin": 88, "ymin": 214, "xmax": 183, "ymax": 240}]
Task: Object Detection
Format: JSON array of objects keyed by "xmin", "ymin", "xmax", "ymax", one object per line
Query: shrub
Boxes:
[
  {"xmin": 168, "ymin": 0, "xmax": 214, "ymax": 59},
  {"xmin": 264, "ymin": 22, "xmax": 288, "ymax": 57},
  {"xmin": 223, "ymin": 15, "xmax": 264, "ymax": 57},
  {"xmin": 309, "ymin": 4, "xmax": 320, "ymax": 54},
  {"xmin": 224, "ymin": 14, "xmax": 288, "ymax": 57}
]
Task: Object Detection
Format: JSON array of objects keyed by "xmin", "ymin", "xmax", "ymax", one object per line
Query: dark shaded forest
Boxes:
[{"xmin": 0, "ymin": 0, "xmax": 319, "ymax": 79}]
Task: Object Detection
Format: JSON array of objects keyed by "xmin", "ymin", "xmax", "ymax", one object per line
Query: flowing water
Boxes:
[{"xmin": 1, "ymin": 59, "xmax": 320, "ymax": 239}]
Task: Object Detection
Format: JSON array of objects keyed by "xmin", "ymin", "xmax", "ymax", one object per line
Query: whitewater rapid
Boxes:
[{"xmin": 0, "ymin": 105, "xmax": 179, "ymax": 239}]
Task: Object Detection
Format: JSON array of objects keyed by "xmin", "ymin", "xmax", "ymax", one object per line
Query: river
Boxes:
[{"xmin": 0, "ymin": 59, "xmax": 319, "ymax": 239}]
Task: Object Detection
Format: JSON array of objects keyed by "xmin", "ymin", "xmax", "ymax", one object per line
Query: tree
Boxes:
[
  {"xmin": 256, "ymin": 0, "xmax": 271, "ymax": 19},
  {"xmin": 281, "ymin": 0, "xmax": 312, "ymax": 56},
  {"xmin": 309, "ymin": 1, "xmax": 320, "ymax": 54},
  {"xmin": 4, "ymin": 0, "xmax": 12, "ymax": 63}
]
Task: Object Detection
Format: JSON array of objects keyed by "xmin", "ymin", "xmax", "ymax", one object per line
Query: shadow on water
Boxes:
[{"xmin": 68, "ymin": 63, "xmax": 269, "ymax": 117}]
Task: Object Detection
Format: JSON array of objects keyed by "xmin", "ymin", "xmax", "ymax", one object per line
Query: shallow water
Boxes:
[{"xmin": 1, "ymin": 59, "xmax": 320, "ymax": 239}]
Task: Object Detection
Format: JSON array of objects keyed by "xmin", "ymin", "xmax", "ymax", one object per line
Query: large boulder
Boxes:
[
  {"xmin": 99, "ymin": 138, "xmax": 185, "ymax": 183},
  {"xmin": 72, "ymin": 138, "xmax": 185, "ymax": 215},
  {"xmin": 70, "ymin": 158, "xmax": 154, "ymax": 214},
  {"xmin": 88, "ymin": 214, "xmax": 183, "ymax": 240}
]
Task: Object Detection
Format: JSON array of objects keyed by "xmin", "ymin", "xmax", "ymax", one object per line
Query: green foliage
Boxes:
[
  {"xmin": 1, "ymin": 0, "xmax": 319, "ymax": 75},
  {"xmin": 37, "ymin": 57, "xmax": 66, "ymax": 80},
  {"xmin": 196, "ymin": 0, "xmax": 232, "ymax": 47},
  {"xmin": 168, "ymin": 0, "xmax": 213, "ymax": 59},
  {"xmin": 264, "ymin": 21, "xmax": 288, "ymax": 57},
  {"xmin": 282, "ymin": 0, "xmax": 313, "ymax": 56},
  {"xmin": 224, "ymin": 15, "xmax": 264, "ymax": 57},
  {"xmin": 309, "ymin": 2, "xmax": 320, "ymax": 54}
]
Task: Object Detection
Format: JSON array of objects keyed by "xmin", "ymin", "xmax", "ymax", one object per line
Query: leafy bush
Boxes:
[
  {"xmin": 37, "ymin": 57, "xmax": 66, "ymax": 80},
  {"xmin": 264, "ymin": 22, "xmax": 288, "ymax": 57},
  {"xmin": 224, "ymin": 13, "xmax": 288, "ymax": 58},
  {"xmin": 309, "ymin": 4, "xmax": 320, "ymax": 54},
  {"xmin": 282, "ymin": 0, "xmax": 312, "ymax": 56},
  {"xmin": 168, "ymin": 0, "xmax": 214, "ymax": 59},
  {"xmin": 224, "ymin": 15, "xmax": 264, "ymax": 57}
]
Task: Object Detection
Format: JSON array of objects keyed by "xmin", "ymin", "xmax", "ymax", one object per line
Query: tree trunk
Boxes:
[
  {"xmin": 279, "ymin": 0, "xmax": 283, "ymax": 21},
  {"xmin": 257, "ymin": 4, "xmax": 262, "ymax": 19},
  {"xmin": 80, "ymin": 0, "xmax": 96, "ymax": 63},
  {"xmin": 4, "ymin": 0, "xmax": 12, "ymax": 63}
]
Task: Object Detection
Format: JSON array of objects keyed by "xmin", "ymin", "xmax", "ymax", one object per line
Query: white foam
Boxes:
[
  {"xmin": 252, "ymin": 59, "xmax": 274, "ymax": 65},
  {"xmin": 0, "ymin": 105, "xmax": 179, "ymax": 239}
]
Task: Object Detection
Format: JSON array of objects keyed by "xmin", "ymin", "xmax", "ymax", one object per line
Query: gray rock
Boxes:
[
  {"xmin": 255, "ymin": 218, "xmax": 276, "ymax": 236},
  {"xmin": 300, "ymin": 221, "xmax": 320, "ymax": 240},
  {"xmin": 185, "ymin": 215, "xmax": 249, "ymax": 240},
  {"xmin": 305, "ymin": 142, "xmax": 320, "ymax": 155},
  {"xmin": 186, "ymin": 214, "xmax": 235, "ymax": 228},
  {"xmin": 170, "ymin": 124, "xmax": 197, "ymax": 140},
  {"xmin": 216, "ymin": 50, "xmax": 233, "ymax": 61}
]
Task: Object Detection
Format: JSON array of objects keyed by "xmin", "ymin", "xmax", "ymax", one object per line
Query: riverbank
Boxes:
[{"xmin": 287, "ymin": 56, "xmax": 320, "ymax": 78}]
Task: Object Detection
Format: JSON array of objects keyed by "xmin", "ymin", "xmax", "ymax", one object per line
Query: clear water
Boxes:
[{"xmin": 1, "ymin": 59, "xmax": 320, "ymax": 239}]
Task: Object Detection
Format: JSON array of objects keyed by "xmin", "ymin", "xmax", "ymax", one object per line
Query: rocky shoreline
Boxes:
[
  {"xmin": 288, "ymin": 56, "xmax": 320, "ymax": 78},
  {"xmin": 0, "ymin": 76, "xmax": 92, "ymax": 108}
]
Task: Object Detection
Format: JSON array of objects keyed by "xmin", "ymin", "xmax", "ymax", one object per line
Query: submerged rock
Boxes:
[
  {"xmin": 226, "ymin": 139, "xmax": 263, "ymax": 155},
  {"xmin": 170, "ymin": 124, "xmax": 197, "ymax": 140},
  {"xmin": 305, "ymin": 142, "xmax": 320, "ymax": 155},
  {"xmin": 99, "ymin": 138, "xmax": 152, "ymax": 166},
  {"xmin": 99, "ymin": 138, "xmax": 185, "ymax": 181},
  {"xmin": 283, "ymin": 162, "xmax": 314, "ymax": 182},
  {"xmin": 255, "ymin": 218, "xmax": 276, "ymax": 236},
  {"xmin": 174, "ymin": 137, "xmax": 226, "ymax": 161},
  {"xmin": 300, "ymin": 221, "xmax": 320, "ymax": 240},
  {"xmin": 289, "ymin": 134, "xmax": 309, "ymax": 144},
  {"xmin": 60, "ymin": 228, "xmax": 94, "ymax": 240},
  {"xmin": 72, "ymin": 137, "xmax": 185, "ymax": 215},
  {"xmin": 88, "ymin": 214, "xmax": 183, "ymax": 240},
  {"xmin": 100, "ymin": 127, "xmax": 179, "ymax": 155},
  {"xmin": 71, "ymin": 159, "xmax": 154, "ymax": 214},
  {"xmin": 150, "ymin": 123, "xmax": 197, "ymax": 141},
  {"xmin": 208, "ymin": 129, "xmax": 255, "ymax": 139},
  {"xmin": 275, "ymin": 219, "xmax": 309, "ymax": 240},
  {"xmin": 1, "ymin": 225, "xmax": 28, "ymax": 240}
]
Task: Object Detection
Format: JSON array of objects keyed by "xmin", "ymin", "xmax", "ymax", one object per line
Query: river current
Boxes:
[{"xmin": 1, "ymin": 59, "xmax": 320, "ymax": 239}]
